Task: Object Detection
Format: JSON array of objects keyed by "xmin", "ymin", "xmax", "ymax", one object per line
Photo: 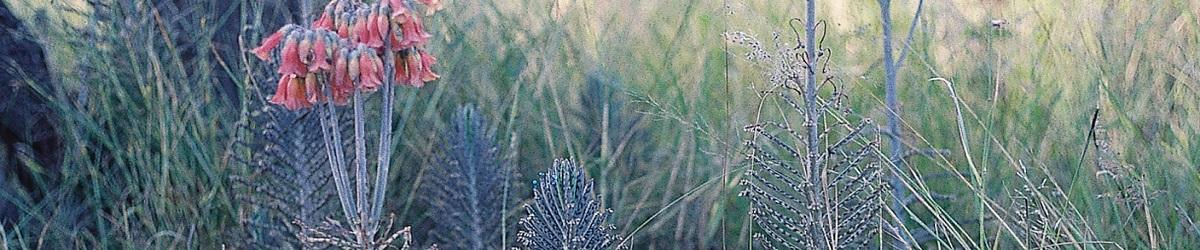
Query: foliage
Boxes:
[
  {"xmin": 728, "ymin": 27, "xmax": 885, "ymax": 249},
  {"xmin": 517, "ymin": 159, "xmax": 618, "ymax": 250},
  {"xmin": 423, "ymin": 105, "xmax": 511, "ymax": 249},
  {"xmin": 1, "ymin": 0, "xmax": 1198, "ymax": 249}
]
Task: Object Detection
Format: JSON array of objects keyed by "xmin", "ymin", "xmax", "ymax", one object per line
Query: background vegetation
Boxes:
[{"xmin": 1, "ymin": 0, "xmax": 1198, "ymax": 248}]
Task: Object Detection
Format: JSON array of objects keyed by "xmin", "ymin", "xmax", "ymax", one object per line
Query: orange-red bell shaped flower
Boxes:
[
  {"xmin": 402, "ymin": 51, "xmax": 424, "ymax": 87},
  {"xmin": 416, "ymin": 0, "xmax": 443, "ymax": 15},
  {"xmin": 304, "ymin": 72, "xmax": 326, "ymax": 104},
  {"xmin": 278, "ymin": 32, "xmax": 308, "ymax": 76},
  {"xmin": 313, "ymin": 3, "xmax": 335, "ymax": 29},
  {"xmin": 252, "ymin": 25, "xmax": 293, "ymax": 60},
  {"xmin": 269, "ymin": 75, "xmax": 312, "ymax": 110},
  {"xmin": 337, "ymin": 12, "xmax": 353, "ymax": 38},
  {"xmin": 359, "ymin": 50, "xmax": 383, "ymax": 91},
  {"xmin": 417, "ymin": 50, "xmax": 439, "ymax": 82},
  {"xmin": 331, "ymin": 47, "xmax": 353, "ymax": 105},
  {"xmin": 352, "ymin": 9, "xmax": 369, "ymax": 44},
  {"xmin": 388, "ymin": 0, "xmax": 410, "ymax": 18},
  {"xmin": 397, "ymin": 13, "xmax": 430, "ymax": 48},
  {"xmin": 308, "ymin": 34, "xmax": 332, "ymax": 72},
  {"xmin": 297, "ymin": 31, "xmax": 313, "ymax": 64},
  {"xmin": 364, "ymin": 11, "xmax": 384, "ymax": 48},
  {"xmin": 376, "ymin": 5, "xmax": 392, "ymax": 40}
]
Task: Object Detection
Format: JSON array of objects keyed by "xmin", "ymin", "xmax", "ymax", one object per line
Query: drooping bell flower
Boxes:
[
  {"xmin": 347, "ymin": 50, "xmax": 361, "ymax": 83},
  {"xmin": 297, "ymin": 30, "xmax": 314, "ymax": 64},
  {"xmin": 268, "ymin": 75, "xmax": 290, "ymax": 105},
  {"xmin": 334, "ymin": 0, "xmax": 348, "ymax": 20},
  {"xmin": 269, "ymin": 75, "xmax": 312, "ymax": 110},
  {"xmin": 417, "ymin": 50, "xmax": 440, "ymax": 82},
  {"xmin": 416, "ymin": 0, "xmax": 443, "ymax": 15},
  {"xmin": 304, "ymin": 72, "xmax": 327, "ymax": 104},
  {"xmin": 393, "ymin": 53, "xmax": 410, "ymax": 85},
  {"xmin": 278, "ymin": 31, "xmax": 308, "ymax": 76},
  {"xmin": 352, "ymin": 9, "xmax": 370, "ymax": 43},
  {"xmin": 252, "ymin": 25, "xmax": 294, "ymax": 60},
  {"xmin": 375, "ymin": 4, "xmax": 392, "ymax": 45},
  {"xmin": 373, "ymin": 51, "xmax": 386, "ymax": 84},
  {"xmin": 312, "ymin": 3, "xmax": 335, "ymax": 29},
  {"xmin": 358, "ymin": 49, "xmax": 382, "ymax": 91},
  {"xmin": 388, "ymin": 0, "xmax": 410, "ymax": 18},
  {"xmin": 331, "ymin": 47, "xmax": 353, "ymax": 105},
  {"xmin": 389, "ymin": 22, "xmax": 403, "ymax": 49},
  {"xmin": 397, "ymin": 13, "xmax": 430, "ymax": 48},
  {"xmin": 287, "ymin": 75, "xmax": 313, "ymax": 109},
  {"xmin": 308, "ymin": 34, "xmax": 332, "ymax": 72},
  {"xmin": 402, "ymin": 50, "xmax": 425, "ymax": 87},
  {"xmin": 364, "ymin": 8, "xmax": 384, "ymax": 48},
  {"xmin": 337, "ymin": 12, "xmax": 353, "ymax": 38}
]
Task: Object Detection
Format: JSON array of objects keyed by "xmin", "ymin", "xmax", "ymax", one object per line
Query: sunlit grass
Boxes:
[{"xmin": 1, "ymin": 0, "xmax": 1197, "ymax": 248}]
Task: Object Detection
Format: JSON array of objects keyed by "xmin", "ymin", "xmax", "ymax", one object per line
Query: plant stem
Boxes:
[
  {"xmin": 322, "ymin": 82, "xmax": 358, "ymax": 227},
  {"xmin": 804, "ymin": 0, "xmax": 818, "ymax": 189},
  {"xmin": 878, "ymin": 0, "xmax": 913, "ymax": 248},
  {"xmin": 803, "ymin": 0, "xmax": 825, "ymax": 247},
  {"xmin": 353, "ymin": 84, "xmax": 371, "ymax": 247},
  {"xmin": 370, "ymin": 26, "xmax": 398, "ymax": 233}
]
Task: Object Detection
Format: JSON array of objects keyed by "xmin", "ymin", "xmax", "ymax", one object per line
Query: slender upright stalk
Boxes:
[
  {"xmin": 881, "ymin": 0, "xmax": 926, "ymax": 247},
  {"xmin": 804, "ymin": 0, "xmax": 819, "ymax": 185},
  {"xmin": 370, "ymin": 26, "xmax": 398, "ymax": 233},
  {"xmin": 803, "ymin": 0, "xmax": 826, "ymax": 248},
  {"xmin": 878, "ymin": 0, "xmax": 911, "ymax": 249},
  {"xmin": 321, "ymin": 83, "xmax": 358, "ymax": 227},
  {"xmin": 353, "ymin": 86, "xmax": 370, "ymax": 246}
]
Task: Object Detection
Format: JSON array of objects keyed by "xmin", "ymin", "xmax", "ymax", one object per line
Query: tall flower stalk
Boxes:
[{"xmin": 250, "ymin": 0, "xmax": 443, "ymax": 248}]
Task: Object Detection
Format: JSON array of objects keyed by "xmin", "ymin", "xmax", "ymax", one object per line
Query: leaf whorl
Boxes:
[
  {"xmin": 425, "ymin": 105, "xmax": 511, "ymax": 250},
  {"xmin": 517, "ymin": 159, "xmax": 618, "ymax": 250}
]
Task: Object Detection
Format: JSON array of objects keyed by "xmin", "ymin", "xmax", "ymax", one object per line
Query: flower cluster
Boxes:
[{"xmin": 252, "ymin": 0, "xmax": 442, "ymax": 110}]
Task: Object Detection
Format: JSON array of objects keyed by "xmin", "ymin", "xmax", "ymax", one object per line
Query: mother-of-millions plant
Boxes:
[
  {"xmin": 249, "ymin": 0, "xmax": 443, "ymax": 248},
  {"xmin": 423, "ymin": 105, "xmax": 513, "ymax": 249},
  {"xmin": 727, "ymin": 21, "xmax": 886, "ymax": 249},
  {"xmin": 518, "ymin": 159, "xmax": 620, "ymax": 249}
]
